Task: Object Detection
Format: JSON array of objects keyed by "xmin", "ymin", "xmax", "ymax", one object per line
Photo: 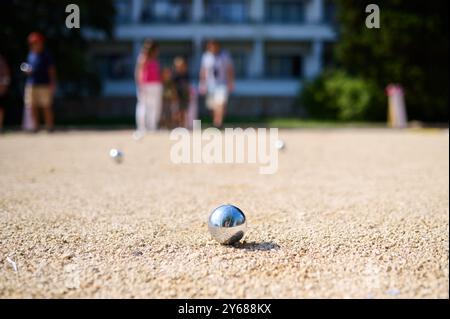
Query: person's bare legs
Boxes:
[
  {"xmin": 31, "ymin": 105, "xmax": 40, "ymax": 131},
  {"xmin": 43, "ymin": 107, "xmax": 54, "ymax": 131},
  {"xmin": 179, "ymin": 109, "xmax": 186, "ymax": 128},
  {"xmin": 213, "ymin": 104, "xmax": 225, "ymax": 128}
]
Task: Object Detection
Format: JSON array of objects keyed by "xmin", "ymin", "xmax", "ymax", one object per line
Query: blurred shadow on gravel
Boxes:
[{"xmin": 231, "ymin": 241, "xmax": 280, "ymax": 251}]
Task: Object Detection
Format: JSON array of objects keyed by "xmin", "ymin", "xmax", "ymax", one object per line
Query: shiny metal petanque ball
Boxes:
[
  {"xmin": 20, "ymin": 62, "xmax": 32, "ymax": 73},
  {"xmin": 208, "ymin": 204, "xmax": 247, "ymax": 245},
  {"xmin": 109, "ymin": 148, "xmax": 123, "ymax": 163}
]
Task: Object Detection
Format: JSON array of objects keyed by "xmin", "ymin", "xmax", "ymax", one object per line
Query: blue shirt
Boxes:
[{"xmin": 26, "ymin": 51, "xmax": 54, "ymax": 85}]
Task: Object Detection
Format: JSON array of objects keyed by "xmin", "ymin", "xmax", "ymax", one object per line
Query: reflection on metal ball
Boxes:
[{"xmin": 208, "ymin": 204, "xmax": 247, "ymax": 245}]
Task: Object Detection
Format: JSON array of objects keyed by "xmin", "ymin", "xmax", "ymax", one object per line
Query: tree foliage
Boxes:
[
  {"xmin": 0, "ymin": 0, "xmax": 115, "ymax": 98},
  {"xmin": 302, "ymin": 70, "xmax": 381, "ymax": 121},
  {"xmin": 333, "ymin": 0, "xmax": 449, "ymax": 122}
]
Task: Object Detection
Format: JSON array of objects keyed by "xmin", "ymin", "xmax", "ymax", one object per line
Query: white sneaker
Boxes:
[{"xmin": 132, "ymin": 131, "xmax": 144, "ymax": 141}]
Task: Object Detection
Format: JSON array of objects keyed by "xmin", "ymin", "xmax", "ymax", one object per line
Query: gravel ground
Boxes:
[{"xmin": 0, "ymin": 129, "xmax": 448, "ymax": 298}]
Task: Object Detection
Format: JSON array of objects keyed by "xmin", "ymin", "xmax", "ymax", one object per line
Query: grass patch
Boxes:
[
  {"xmin": 53, "ymin": 116, "xmax": 384, "ymax": 129},
  {"xmin": 265, "ymin": 118, "xmax": 385, "ymax": 129}
]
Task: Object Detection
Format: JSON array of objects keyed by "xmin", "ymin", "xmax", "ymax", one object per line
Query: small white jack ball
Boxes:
[{"xmin": 275, "ymin": 139, "xmax": 285, "ymax": 150}]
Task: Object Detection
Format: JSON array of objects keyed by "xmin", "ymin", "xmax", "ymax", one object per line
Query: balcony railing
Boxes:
[
  {"xmin": 141, "ymin": 0, "xmax": 192, "ymax": 23},
  {"xmin": 265, "ymin": 0, "xmax": 306, "ymax": 24},
  {"xmin": 114, "ymin": 0, "xmax": 336, "ymax": 25},
  {"xmin": 203, "ymin": 0, "xmax": 250, "ymax": 24}
]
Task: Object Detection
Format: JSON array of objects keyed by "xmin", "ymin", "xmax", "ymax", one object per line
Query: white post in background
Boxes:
[
  {"xmin": 387, "ymin": 84, "xmax": 408, "ymax": 128},
  {"xmin": 131, "ymin": 0, "xmax": 143, "ymax": 23},
  {"xmin": 249, "ymin": 38, "xmax": 264, "ymax": 78},
  {"xmin": 303, "ymin": 40, "xmax": 323, "ymax": 79},
  {"xmin": 250, "ymin": 0, "xmax": 265, "ymax": 22},
  {"xmin": 305, "ymin": 0, "xmax": 324, "ymax": 24},
  {"xmin": 192, "ymin": 0, "xmax": 204, "ymax": 22}
]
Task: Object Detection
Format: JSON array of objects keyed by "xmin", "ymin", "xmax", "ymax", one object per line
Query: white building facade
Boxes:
[{"xmin": 90, "ymin": 0, "xmax": 337, "ymax": 117}]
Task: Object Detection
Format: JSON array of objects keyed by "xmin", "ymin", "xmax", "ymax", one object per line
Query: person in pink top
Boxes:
[{"xmin": 134, "ymin": 40, "xmax": 162, "ymax": 138}]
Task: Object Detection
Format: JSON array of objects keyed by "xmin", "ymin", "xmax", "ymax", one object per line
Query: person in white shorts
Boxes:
[
  {"xmin": 134, "ymin": 40, "xmax": 162, "ymax": 139},
  {"xmin": 199, "ymin": 40, "xmax": 234, "ymax": 128}
]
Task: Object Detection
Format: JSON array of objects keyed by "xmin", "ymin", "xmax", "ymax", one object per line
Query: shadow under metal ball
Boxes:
[{"xmin": 208, "ymin": 204, "xmax": 247, "ymax": 245}]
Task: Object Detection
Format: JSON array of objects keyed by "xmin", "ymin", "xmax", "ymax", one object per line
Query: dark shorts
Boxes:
[
  {"xmin": 0, "ymin": 93, "xmax": 8, "ymax": 110},
  {"xmin": 178, "ymin": 101, "xmax": 189, "ymax": 111},
  {"xmin": 178, "ymin": 87, "xmax": 190, "ymax": 110}
]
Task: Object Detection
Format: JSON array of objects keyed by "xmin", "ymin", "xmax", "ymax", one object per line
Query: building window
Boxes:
[
  {"xmin": 93, "ymin": 54, "xmax": 134, "ymax": 80},
  {"xmin": 204, "ymin": 0, "xmax": 249, "ymax": 23},
  {"xmin": 141, "ymin": 0, "xmax": 192, "ymax": 23},
  {"xmin": 230, "ymin": 52, "xmax": 247, "ymax": 79},
  {"xmin": 324, "ymin": 0, "xmax": 337, "ymax": 25},
  {"xmin": 266, "ymin": 0, "xmax": 305, "ymax": 24},
  {"xmin": 114, "ymin": 0, "xmax": 133, "ymax": 24},
  {"xmin": 266, "ymin": 55, "xmax": 302, "ymax": 78}
]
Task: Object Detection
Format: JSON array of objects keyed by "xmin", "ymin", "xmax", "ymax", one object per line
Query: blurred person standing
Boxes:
[
  {"xmin": 0, "ymin": 54, "xmax": 10, "ymax": 133},
  {"xmin": 134, "ymin": 40, "xmax": 162, "ymax": 139},
  {"xmin": 23, "ymin": 32, "xmax": 57, "ymax": 132},
  {"xmin": 172, "ymin": 56, "xmax": 190, "ymax": 128},
  {"xmin": 199, "ymin": 40, "xmax": 234, "ymax": 128},
  {"xmin": 160, "ymin": 67, "xmax": 178, "ymax": 129}
]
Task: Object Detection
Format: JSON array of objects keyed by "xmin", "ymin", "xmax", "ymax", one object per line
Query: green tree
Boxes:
[
  {"xmin": 0, "ymin": 0, "xmax": 115, "ymax": 122},
  {"xmin": 334, "ymin": 0, "xmax": 449, "ymax": 122},
  {"xmin": 301, "ymin": 70, "xmax": 381, "ymax": 121}
]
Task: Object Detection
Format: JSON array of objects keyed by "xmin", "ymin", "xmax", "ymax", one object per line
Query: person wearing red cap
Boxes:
[{"xmin": 22, "ymin": 32, "xmax": 57, "ymax": 132}]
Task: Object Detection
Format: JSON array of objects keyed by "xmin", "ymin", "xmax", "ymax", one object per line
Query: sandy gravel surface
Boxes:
[{"xmin": 0, "ymin": 129, "xmax": 448, "ymax": 298}]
